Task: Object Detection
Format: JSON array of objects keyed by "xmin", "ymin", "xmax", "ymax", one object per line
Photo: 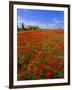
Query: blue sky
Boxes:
[{"xmin": 17, "ymin": 9, "xmax": 64, "ymax": 29}]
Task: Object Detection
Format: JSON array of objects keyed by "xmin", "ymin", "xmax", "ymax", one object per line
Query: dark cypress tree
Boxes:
[{"xmin": 22, "ymin": 23, "xmax": 24, "ymax": 29}]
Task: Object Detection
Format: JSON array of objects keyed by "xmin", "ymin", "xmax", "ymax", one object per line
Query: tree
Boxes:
[{"xmin": 22, "ymin": 23, "xmax": 24, "ymax": 29}]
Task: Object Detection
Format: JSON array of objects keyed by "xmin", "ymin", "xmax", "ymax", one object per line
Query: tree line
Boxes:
[{"xmin": 17, "ymin": 23, "xmax": 40, "ymax": 31}]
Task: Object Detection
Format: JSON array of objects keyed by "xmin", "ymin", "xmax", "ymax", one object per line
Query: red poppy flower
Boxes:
[
  {"xmin": 24, "ymin": 74, "xmax": 29, "ymax": 78},
  {"xmin": 47, "ymin": 62, "xmax": 56, "ymax": 68},
  {"xmin": 18, "ymin": 67, "xmax": 24, "ymax": 74},
  {"xmin": 40, "ymin": 64, "xmax": 44, "ymax": 71},
  {"xmin": 36, "ymin": 71, "xmax": 42, "ymax": 76},
  {"xmin": 36, "ymin": 64, "xmax": 44, "ymax": 71},
  {"xmin": 36, "ymin": 65, "xmax": 40, "ymax": 70},
  {"xmin": 30, "ymin": 68, "xmax": 34, "ymax": 74},
  {"xmin": 46, "ymin": 69, "xmax": 53, "ymax": 78},
  {"xmin": 21, "ymin": 59, "xmax": 27, "ymax": 64}
]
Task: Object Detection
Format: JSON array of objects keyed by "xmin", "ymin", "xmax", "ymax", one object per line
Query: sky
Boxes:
[{"xmin": 17, "ymin": 9, "xmax": 64, "ymax": 29}]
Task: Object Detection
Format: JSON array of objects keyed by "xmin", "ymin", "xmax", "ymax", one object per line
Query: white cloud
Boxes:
[
  {"xmin": 48, "ymin": 23, "xmax": 56, "ymax": 27},
  {"xmin": 53, "ymin": 18, "xmax": 62, "ymax": 24},
  {"xmin": 46, "ymin": 18, "xmax": 64, "ymax": 29},
  {"xmin": 17, "ymin": 16, "xmax": 48, "ymax": 29},
  {"xmin": 17, "ymin": 16, "xmax": 64, "ymax": 29},
  {"xmin": 47, "ymin": 23, "xmax": 56, "ymax": 29}
]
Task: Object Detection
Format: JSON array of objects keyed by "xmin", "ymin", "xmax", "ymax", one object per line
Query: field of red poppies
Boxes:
[{"xmin": 17, "ymin": 30, "xmax": 64, "ymax": 80}]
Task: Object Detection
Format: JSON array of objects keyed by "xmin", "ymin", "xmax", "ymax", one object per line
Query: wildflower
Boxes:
[
  {"xmin": 30, "ymin": 68, "xmax": 34, "ymax": 74},
  {"xmin": 46, "ymin": 69, "xmax": 53, "ymax": 78},
  {"xmin": 36, "ymin": 71, "xmax": 42, "ymax": 76}
]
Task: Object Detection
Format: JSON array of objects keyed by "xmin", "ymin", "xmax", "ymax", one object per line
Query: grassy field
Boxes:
[{"xmin": 17, "ymin": 30, "xmax": 64, "ymax": 80}]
